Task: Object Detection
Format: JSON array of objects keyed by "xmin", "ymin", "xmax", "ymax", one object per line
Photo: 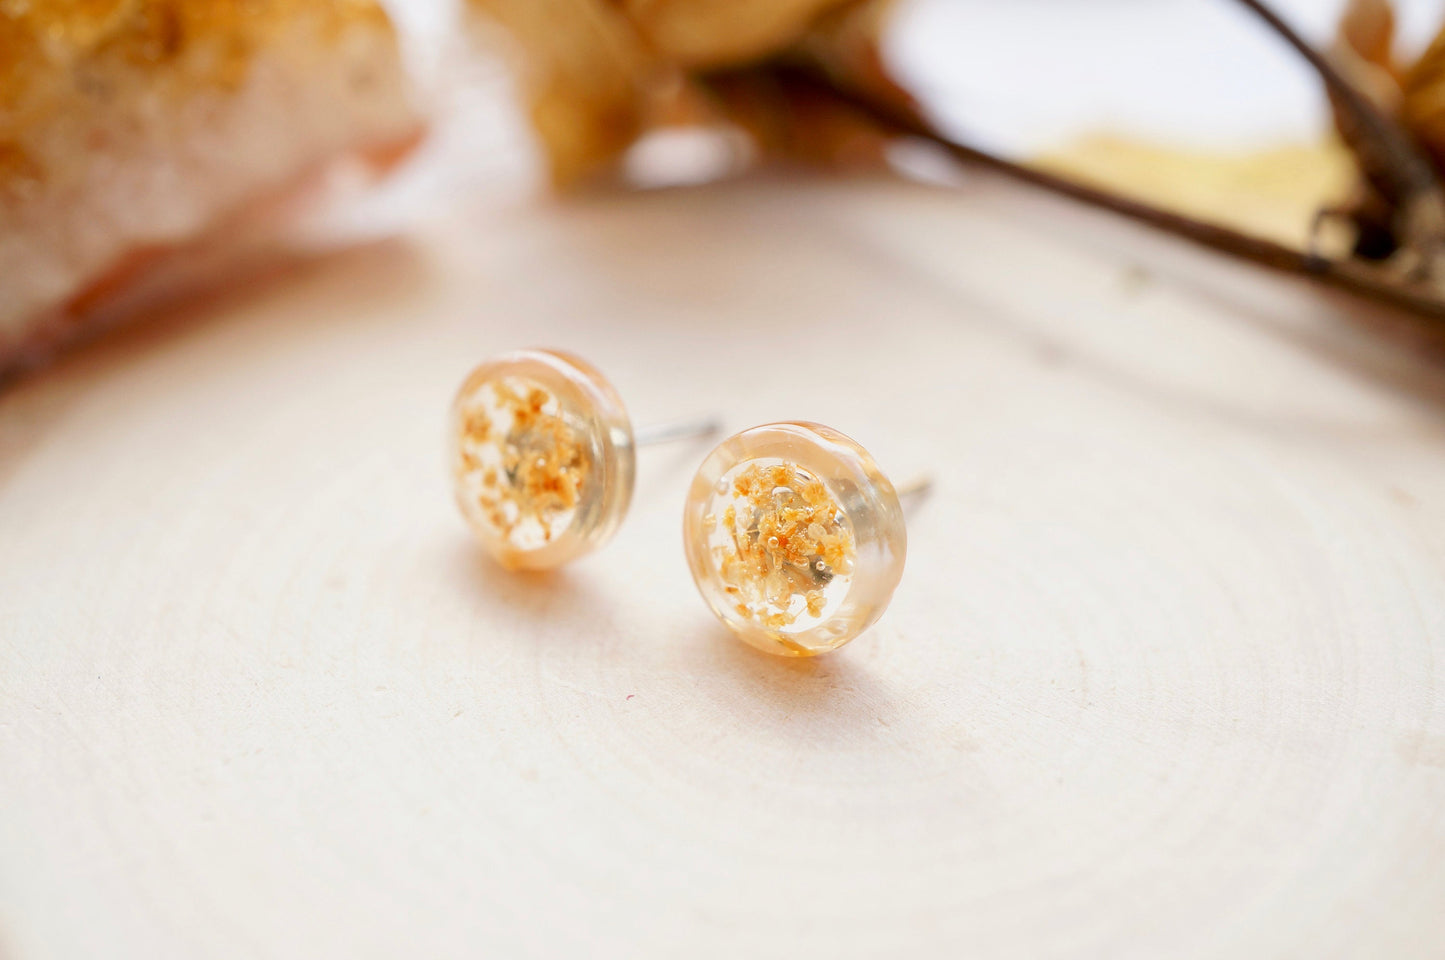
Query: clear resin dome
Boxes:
[
  {"xmin": 450, "ymin": 349, "xmax": 635, "ymax": 570},
  {"xmin": 684, "ymin": 422, "xmax": 907, "ymax": 656}
]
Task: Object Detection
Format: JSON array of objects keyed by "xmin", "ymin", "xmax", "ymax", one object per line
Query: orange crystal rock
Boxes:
[{"xmin": 0, "ymin": 0, "xmax": 422, "ymax": 372}]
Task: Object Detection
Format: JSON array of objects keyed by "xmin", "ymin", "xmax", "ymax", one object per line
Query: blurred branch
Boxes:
[
  {"xmin": 694, "ymin": 0, "xmax": 1445, "ymax": 346},
  {"xmin": 765, "ymin": 63, "xmax": 1445, "ymax": 337},
  {"xmin": 1232, "ymin": 0, "xmax": 1444, "ymax": 212}
]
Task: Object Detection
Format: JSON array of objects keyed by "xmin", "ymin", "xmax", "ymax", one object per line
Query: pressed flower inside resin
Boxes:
[
  {"xmin": 455, "ymin": 377, "xmax": 590, "ymax": 550},
  {"xmin": 705, "ymin": 460, "xmax": 856, "ymax": 632}
]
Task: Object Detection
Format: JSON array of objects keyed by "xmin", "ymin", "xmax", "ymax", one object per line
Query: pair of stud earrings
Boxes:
[{"xmin": 448, "ymin": 348, "xmax": 913, "ymax": 657}]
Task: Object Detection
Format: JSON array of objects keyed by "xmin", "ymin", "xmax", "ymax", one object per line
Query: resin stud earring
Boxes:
[
  {"xmin": 450, "ymin": 348, "xmax": 715, "ymax": 570},
  {"xmin": 683, "ymin": 422, "xmax": 920, "ymax": 657}
]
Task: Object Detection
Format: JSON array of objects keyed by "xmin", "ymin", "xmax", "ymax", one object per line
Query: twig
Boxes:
[
  {"xmin": 1231, "ymin": 0, "xmax": 1443, "ymax": 207},
  {"xmin": 748, "ymin": 64, "xmax": 1445, "ymax": 337}
]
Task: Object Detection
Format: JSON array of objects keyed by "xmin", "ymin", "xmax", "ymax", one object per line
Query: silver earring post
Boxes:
[
  {"xmin": 634, "ymin": 417, "xmax": 722, "ymax": 447},
  {"xmin": 895, "ymin": 475, "xmax": 933, "ymax": 508}
]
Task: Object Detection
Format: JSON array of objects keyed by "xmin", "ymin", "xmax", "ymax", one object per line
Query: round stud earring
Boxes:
[
  {"xmin": 683, "ymin": 422, "xmax": 919, "ymax": 657},
  {"xmin": 450, "ymin": 348, "xmax": 715, "ymax": 570}
]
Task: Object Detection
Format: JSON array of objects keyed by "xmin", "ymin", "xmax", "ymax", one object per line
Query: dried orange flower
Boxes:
[
  {"xmin": 714, "ymin": 461, "xmax": 855, "ymax": 631},
  {"xmin": 456, "ymin": 377, "xmax": 590, "ymax": 548}
]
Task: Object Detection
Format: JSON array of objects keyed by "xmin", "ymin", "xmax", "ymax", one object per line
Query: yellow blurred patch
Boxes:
[{"xmin": 1032, "ymin": 135, "xmax": 1357, "ymax": 249}]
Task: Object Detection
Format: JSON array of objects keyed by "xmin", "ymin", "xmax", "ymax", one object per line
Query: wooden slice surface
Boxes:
[{"xmin": 2, "ymin": 172, "xmax": 1443, "ymax": 958}]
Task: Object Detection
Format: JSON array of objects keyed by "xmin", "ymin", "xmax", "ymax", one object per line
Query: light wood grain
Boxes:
[{"xmin": 2, "ymin": 169, "xmax": 1444, "ymax": 959}]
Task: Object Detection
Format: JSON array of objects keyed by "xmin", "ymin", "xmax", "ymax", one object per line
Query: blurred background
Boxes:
[{"xmin": 384, "ymin": 0, "xmax": 1445, "ymax": 188}]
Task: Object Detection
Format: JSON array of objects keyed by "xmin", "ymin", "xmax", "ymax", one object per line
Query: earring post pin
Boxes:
[
  {"xmin": 894, "ymin": 475, "xmax": 933, "ymax": 507},
  {"xmin": 634, "ymin": 417, "xmax": 722, "ymax": 447}
]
